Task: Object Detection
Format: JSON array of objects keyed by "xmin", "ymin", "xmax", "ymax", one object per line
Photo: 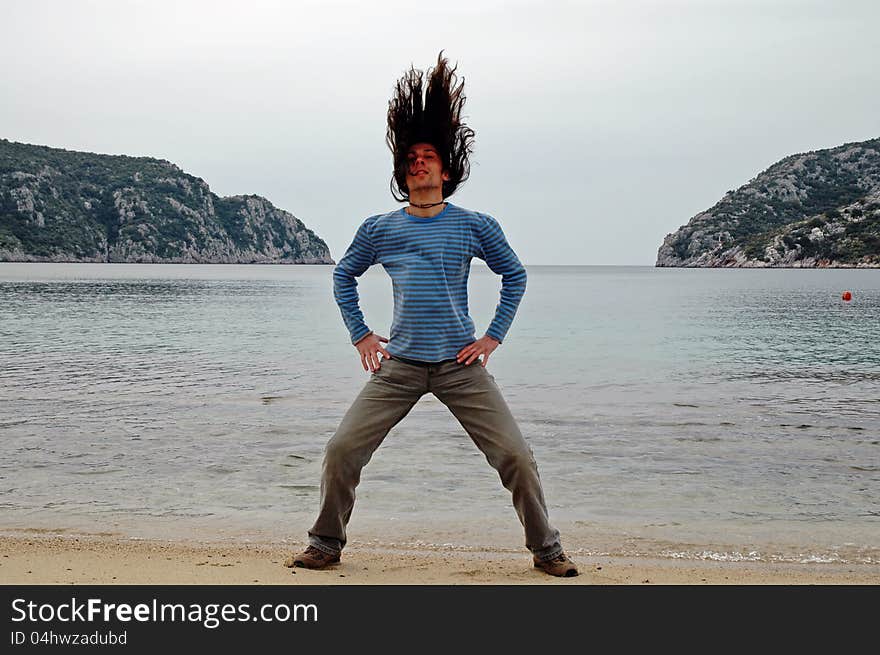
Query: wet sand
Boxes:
[{"xmin": 2, "ymin": 534, "xmax": 878, "ymax": 585}]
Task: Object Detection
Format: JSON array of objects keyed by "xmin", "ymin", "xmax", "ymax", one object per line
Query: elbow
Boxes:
[
  {"xmin": 508, "ymin": 264, "xmax": 527, "ymax": 290},
  {"xmin": 333, "ymin": 264, "xmax": 354, "ymax": 284},
  {"xmin": 332, "ymin": 266, "xmax": 357, "ymax": 297}
]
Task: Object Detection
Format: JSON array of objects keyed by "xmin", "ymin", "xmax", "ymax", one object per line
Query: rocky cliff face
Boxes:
[
  {"xmin": 656, "ymin": 137, "xmax": 880, "ymax": 268},
  {"xmin": 0, "ymin": 139, "xmax": 334, "ymax": 264}
]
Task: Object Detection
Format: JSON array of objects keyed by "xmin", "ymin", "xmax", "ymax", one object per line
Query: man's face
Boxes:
[{"xmin": 405, "ymin": 143, "xmax": 450, "ymax": 194}]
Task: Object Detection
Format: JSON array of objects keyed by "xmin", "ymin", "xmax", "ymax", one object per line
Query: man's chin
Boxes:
[{"xmin": 408, "ymin": 182, "xmax": 439, "ymax": 192}]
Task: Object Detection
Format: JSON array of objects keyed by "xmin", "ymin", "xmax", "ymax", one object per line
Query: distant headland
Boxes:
[
  {"xmin": 657, "ymin": 137, "xmax": 880, "ymax": 268},
  {"xmin": 0, "ymin": 138, "xmax": 334, "ymax": 264}
]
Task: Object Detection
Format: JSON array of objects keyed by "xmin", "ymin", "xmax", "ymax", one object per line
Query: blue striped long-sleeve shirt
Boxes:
[{"xmin": 332, "ymin": 202, "xmax": 527, "ymax": 362}]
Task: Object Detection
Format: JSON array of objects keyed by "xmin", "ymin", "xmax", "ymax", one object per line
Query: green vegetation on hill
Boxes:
[
  {"xmin": 656, "ymin": 137, "xmax": 880, "ymax": 267},
  {"xmin": 0, "ymin": 139, "xmax": 333, "ymax": 264}
]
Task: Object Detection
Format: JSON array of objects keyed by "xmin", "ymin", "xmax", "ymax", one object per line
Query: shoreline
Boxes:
[{"xmin": 2, "ymin": 533, "xmax": 878, "ymax": 585}]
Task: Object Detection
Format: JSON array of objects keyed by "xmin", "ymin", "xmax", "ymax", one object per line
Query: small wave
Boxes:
[
  {"xmin": 655, "ymin": 421, "xmax": 709, "ymax": 427},
  {"xmin": 531, "ymin": 417, "xmax": 590, "ymax": 427},
  {"xmin": 0, "ymin": 419, "xmax": 31, "ymax": 428},
  {"xmin": 662, "ymin": 549, "xmax": 763, "ymax": 562},
  {"xmin": 352, "ymin": 538, "xmax": 523, "ymax": 554},
  {"xmin": 730, "ymin": 370, "xmax": 880, "ymax": 384},
  {"xmin": 150, "ymin": 510, "xmax": 216, "ymax": 518},
  {"xmin": 71, "ymin": 468, "xmax": 123, "ymax": 475},
  {"xmin": 659, "ymin": 548, "xmax": 879, "ymax": 565},
  {"xmin": 205, "ymin": 465, "xmax": 239, "ymax": 475},
  {"xmin": 789, "ymin": 554, "xmax": 846, "ymax": 564},
  {"xmin": 277, "ymin": 484, "xmax": 318, "ymax": 492}
]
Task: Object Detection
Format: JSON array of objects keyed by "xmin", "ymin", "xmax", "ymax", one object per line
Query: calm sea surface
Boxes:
[{"xmin": 1, "ymin": 263, "xmax": 878, "ymax": 564}]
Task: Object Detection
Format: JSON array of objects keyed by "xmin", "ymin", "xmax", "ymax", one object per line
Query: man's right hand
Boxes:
[{"xmin": 354, "ymin": 332, "xmax": 391, "ymax": 372}]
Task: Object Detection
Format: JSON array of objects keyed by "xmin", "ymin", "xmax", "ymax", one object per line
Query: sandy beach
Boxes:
[{"xmin": 3, "ymin": 532, "xmax": 878, "ymax": 585}]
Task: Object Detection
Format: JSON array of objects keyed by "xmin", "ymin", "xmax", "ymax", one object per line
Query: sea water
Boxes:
[{"xmin": 1, "ymin": 263, "xmax": 878, "ymax": 564}]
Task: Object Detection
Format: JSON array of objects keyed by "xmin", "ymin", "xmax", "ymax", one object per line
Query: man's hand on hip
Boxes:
[
  {"xmin": 354, "ymin": 332, "xmax": 390, "ymax": 372},
  {"xmin": 456, "ymin": 335, "xmax": 500, "ymax": 367}
]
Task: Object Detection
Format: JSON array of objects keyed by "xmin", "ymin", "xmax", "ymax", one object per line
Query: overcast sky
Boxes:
[{"xmin": 3, "ymin": 0, "xmax": 878, "ymax": 265}]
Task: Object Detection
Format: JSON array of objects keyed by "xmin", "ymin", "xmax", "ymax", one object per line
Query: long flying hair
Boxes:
[{"xmin": 386, "ymin": 51, "xmax": 475, "ymax": 202}]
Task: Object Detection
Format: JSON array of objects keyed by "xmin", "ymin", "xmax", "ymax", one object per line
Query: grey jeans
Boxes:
[{"xmin": 307, "ymin": 355, "xmax": 564, "ymax": 561}]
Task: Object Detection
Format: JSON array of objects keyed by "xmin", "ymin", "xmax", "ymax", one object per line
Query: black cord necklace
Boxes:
[{"xmin": 409, "ymin": 200, "xmax": 446, "ymax": 209}]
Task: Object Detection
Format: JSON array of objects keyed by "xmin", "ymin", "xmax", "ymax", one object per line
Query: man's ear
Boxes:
[{"xmin": 442, "ymin": 169, "xmax": 451, "ymax": 182}]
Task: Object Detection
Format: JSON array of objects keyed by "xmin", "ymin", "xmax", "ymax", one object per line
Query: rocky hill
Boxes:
[
  {"xmin": 656, "ymin": 137, "xmax": 880, "ymax": 267},
  {"xmin": 0, "ymin": 139, "xmax": 334, "ymax": 264}
]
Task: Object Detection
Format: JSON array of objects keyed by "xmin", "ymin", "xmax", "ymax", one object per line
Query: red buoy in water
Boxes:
[{"xmin": 842, "ymin": 290, "xmax": 852, "ymax": 301}]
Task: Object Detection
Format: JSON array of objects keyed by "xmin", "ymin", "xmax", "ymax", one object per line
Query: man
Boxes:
[{"xmin": 286, "ymin": 52, "xmax": 577, "ymax": 577}]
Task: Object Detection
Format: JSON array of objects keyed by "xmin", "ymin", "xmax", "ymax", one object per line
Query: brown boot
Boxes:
[
  {"xmin": 534, "ymin": 552, "xmax": 579, "ymax": 577},
  {"xmin": 284, "ymin": 545, "xmax": 341, "ymax": 569}
]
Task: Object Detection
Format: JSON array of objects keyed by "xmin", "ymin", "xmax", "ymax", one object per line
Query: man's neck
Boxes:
[{"xmin": 405, "ymin": 191, "xmax": 446, "ymax": 218}]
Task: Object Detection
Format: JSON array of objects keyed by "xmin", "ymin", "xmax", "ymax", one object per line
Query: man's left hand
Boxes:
[{"xmin": 456, "ymin": 335, "xmax": 500, "ymax": 367}]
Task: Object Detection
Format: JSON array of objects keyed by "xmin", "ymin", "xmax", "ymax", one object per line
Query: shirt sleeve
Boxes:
[
  {"xmin": 474, "ymin": 213, "xmax": 527, "ymax": 343},
  {"xmin": 333, "ymin": 217, "xmax": 378, "ymax": 344}
]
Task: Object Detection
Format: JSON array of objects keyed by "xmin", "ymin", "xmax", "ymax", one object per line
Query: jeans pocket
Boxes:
[{"xmin": 370, "ymin": 357, "xmax": 395, "ymax": 381}]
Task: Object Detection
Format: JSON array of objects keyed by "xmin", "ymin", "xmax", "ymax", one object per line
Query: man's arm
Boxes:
[
  {"xmin": 333, "ymin": 219, "xmax": 378, "ymax": 344},
  {"xmin": 458, "ymin": 214, "xmax": 527, "ymax": 367},
  {"xmin": 476, "ymin": 213, "xmax": 527, "ymax": 344}
]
